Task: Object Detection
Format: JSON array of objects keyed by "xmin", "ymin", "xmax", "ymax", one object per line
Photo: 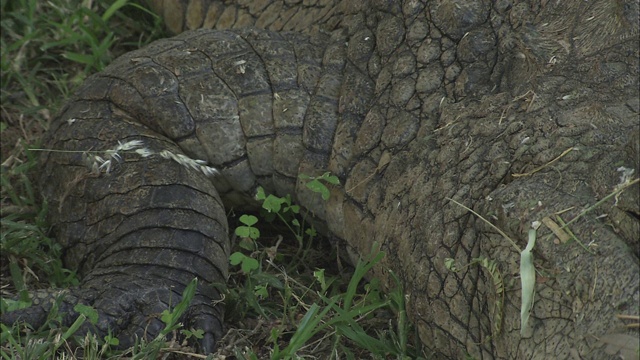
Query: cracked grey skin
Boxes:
[{"xmin": 2, "ymin": 0, "xmax": 639, "ymax": 358}]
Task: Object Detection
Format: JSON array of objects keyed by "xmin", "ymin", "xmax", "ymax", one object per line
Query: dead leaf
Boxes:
[{"xmin": 542, "ymin": 216, "xmax": 571, "ymax": 243}]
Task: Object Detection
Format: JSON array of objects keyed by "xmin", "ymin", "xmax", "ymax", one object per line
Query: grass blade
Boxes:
[{"xmin": 520, "ymin": 229, "xmax": 536, "ymax": 336}]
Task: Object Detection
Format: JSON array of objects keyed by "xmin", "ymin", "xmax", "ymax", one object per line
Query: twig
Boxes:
[
  {"xmin": 560, "ymin": 178, "xmax": 640, "ymax": 230},
  {"xmin": 446, "ymin": 197, "xmax": 521, "ymax": 253},
  {"xmin": 512, "ymin": 147, "xmax": 574, "ymax": 178}
]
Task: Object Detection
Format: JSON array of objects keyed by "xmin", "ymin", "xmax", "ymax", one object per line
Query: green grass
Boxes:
[
  {"xmin": 0, "ymin": 1, "xmax": 427, "ymax": 358},
  {"xmin": 223, "ymin": 185, "xmax": 426, "ymax": 359},
  {"xmin": 0, "ymin": 0, "xmax": 164, "ymax": 292}
]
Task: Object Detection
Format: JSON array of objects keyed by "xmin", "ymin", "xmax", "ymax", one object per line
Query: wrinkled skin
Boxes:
[{"xmin": 2, "ymin": 0, "xmax": 638, "ymax": 358}]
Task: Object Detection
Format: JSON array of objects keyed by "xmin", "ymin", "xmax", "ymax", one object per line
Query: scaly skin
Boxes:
[
  {"xmin": 147, "ymin": 0, "xmax": 346, "ymax": 35},
  {"xmin": 3, "ymin": 0, "xmax": 639, "ymax": 358}
]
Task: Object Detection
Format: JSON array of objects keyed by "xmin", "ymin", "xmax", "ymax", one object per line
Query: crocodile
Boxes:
[{"xmin": 3, "ymin": 0, "xmax": 639, "ymax": 358}]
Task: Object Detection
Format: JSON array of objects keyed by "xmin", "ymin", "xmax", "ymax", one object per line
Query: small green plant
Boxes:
[
  {"xmin": 228, "ymin": 180, "xmax": 331, "ymax": 319},
  {"xmin": 228, "ymin": 177, "xmax": 425, "ymax": 359},
  {"xmin": 299, "ymin": 172, "xmax": 340, "ymax": 200},
  {"xmin": 254, "ymin": 186, "xmax": 316, "ymax": 253},
  {"xmin": 229, "ymin": 186, "xmax": 320, "ymax": 296},
  {"xmin": 230, "ymin": 214, "xmax": 262, "ymax": 274},
  {"xmin": 235, "ymin": 214, "xmax": 261, "ymax": 240},
  {"xmin": 159, "ymin": 278, "xmax": 198, "ymax": 337}
]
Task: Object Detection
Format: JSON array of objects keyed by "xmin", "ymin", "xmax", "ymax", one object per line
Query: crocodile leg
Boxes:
[{"xmin": 2, "ymin": 28, "xmax": 335, "ymax": 352}]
